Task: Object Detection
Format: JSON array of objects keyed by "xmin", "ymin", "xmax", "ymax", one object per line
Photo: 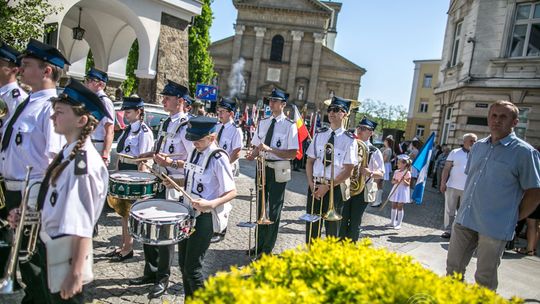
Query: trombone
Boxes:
[
  {"xmin": 322, "ymin": 143, "xmax": 342, "ymax": 222},
  {"xmin": 255, "ymin": 155, "xmax": 272, "ymax": 225}
]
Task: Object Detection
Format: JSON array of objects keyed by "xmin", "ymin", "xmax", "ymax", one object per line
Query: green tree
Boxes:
[
  {"xmin": 359, "ymin": 99, "xmax": 408, "ymax": 134},
  {"xmin": 85, "ymin": 49, "xmax": 94, "ymax": 72},
  {"xmin": 188, "ymin": 0, "xmax": 215, "ymax": 94},
  {"xmin": 0, "ymin": 0, "xmax": 61, "ymax": 50},
  {"xmin": 122, "ymin": 40, "xmax": 139, "ymax": 96}
]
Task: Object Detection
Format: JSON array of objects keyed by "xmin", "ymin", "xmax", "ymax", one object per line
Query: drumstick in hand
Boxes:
[
  {"xmin": 141, "ymin": 162, "xmax": 194, "ymax": 201},
  {"xmin": 133, "ymin": 153, "xmax": 184, "ymax": 162}
]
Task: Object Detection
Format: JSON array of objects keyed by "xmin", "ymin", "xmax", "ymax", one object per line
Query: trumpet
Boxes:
[
  {"xmin": 256, "ymin": 155, "xmax": 272, "ymax": 225},
  {"xmin": 0, "ymin": 166, "xmax": 41, "ymax": 294},
  {"xmin": 323, "ymin": 143, "xmax": 342, "ymax": 222}
]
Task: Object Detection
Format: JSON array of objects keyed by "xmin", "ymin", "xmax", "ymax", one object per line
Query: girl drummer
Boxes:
[
  {"xmin": 168, "ymin": 116, "xmax": 237, "ymax": 298},
  {"xmin": 9, "ymin": 78, "xmax": 109, "ymax": 302},
  {"xmin": 108, "ymin": 96, "xmax": 155, "ymax": 261}
]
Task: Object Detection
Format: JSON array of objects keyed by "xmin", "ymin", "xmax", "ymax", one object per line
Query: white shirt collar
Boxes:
[
  {"xmin": 0, "ymin": 81, "xmax": 20, "ymax": 96},
  {"xmin": 130, "ymin": 120, "xmax": 141, "ymax": 131},
  {"xmin": 330, "ymin": 127, "xmax": 344, "ymax": 136},
  {"xmin": 272, "ymin": 112, "xmax": 286, "ymax": 122},
  {"xmin": 29, "ymin": 88, "xmax": 57, "ymax": 102},
  {"xmin": 62, "ymin": 138, "xmax": 91, "ymax": 159},
  {"xmin": 171, "ymin": 111, "xmax": 188, "ymax": 122}
]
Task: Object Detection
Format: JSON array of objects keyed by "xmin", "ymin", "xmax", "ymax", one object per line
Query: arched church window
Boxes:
[{"xmin": 270, "ymin": 35, "xmax": 284, "ymax": 62}]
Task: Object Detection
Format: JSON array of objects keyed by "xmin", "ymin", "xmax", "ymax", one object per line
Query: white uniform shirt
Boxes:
[
  {"xmin": 0, "ymin": 81, "xmax": 27, "ymax": 137},
  {"xmin": 366, "ymin": 141, "xmax": 385, "ymax": 177},
  {"xmin": 158, "ymin": 112, "xmax": 193, "ymax": 176},
  {"xmin": 445, "ymin": 147, "xmax": 469, "ymax": 191},
  {"xmin": 118, "ymin": 120, "xmax": 154, "ymax": 157},
  {"xmin": 216, "ymin": 120, "xmax": 243, "ymax": 157},
  {"xmin": 41, "ymin": 139, "xmax": 108, "ymax": 238},
  {"xmin": 0, "ymin": 89, "xmax": 65, "ymax": 180},
  {"xmin": 307, "ymin": 127, "xmax": 358, "ymax": 180},
  {"xmin": 91, "ymin": 90, "xmax": 115, "ymax": 141},
  {"xmin": 185, "ymin": 143, "xmax": 235, "ymax": 200},
  {"xmin": 251, "ymin": 113, "xmax": 299, "ymax": 160}
]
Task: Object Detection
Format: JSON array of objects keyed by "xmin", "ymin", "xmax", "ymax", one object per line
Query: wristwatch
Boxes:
[{"xmin": 171, "ymin": 159, "xmax": 179, "ymax": 169}]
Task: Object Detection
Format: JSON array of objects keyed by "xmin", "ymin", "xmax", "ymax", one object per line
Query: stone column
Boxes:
[
  {"xmin": 286, "ymin": 30, "xmax": 304, "ymax": 95},
  {"xmin": 138, "ymin": 13, "xmax": 189, "ymax": 103},
  {"xmin": 248, "ymin": 26, "xmax": 266, "ymax": 97},
  {"xmin": 307, "ymin": 32, "xmax": 325, "ymax": 104},
  {"xmin": 231, "ymin": 24, "xmax": 245, "ymax": 63}
]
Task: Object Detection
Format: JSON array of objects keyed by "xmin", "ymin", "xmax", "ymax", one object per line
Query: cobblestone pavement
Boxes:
[{"xmin": 87, "ymin": 153, "xmax": 538, "ymax": 303}]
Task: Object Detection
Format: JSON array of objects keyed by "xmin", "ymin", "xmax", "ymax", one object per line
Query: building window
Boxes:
[
  {"xmin": 422, "ymin": 74, "xmax": 433, "ymax": 88},
  {"xmin": 441, "ymin": 107, "xmax": 453, "ymax": 144},
  {"xmin": 270, "ymin": 35, "xmax": 284, "ymax": 62},
  {"xmin": 509, "ymin": 2, "xmax": 540, "ymax": 57},
  {"xmin": 415, "ymin": 125, "xmax": 425, "ymax": 138},
  {"xmin": 419, "ymin": 101, "xmax": 429, "ymax": 113},
  {"xmin": 450, "ymin": 21, "xmax": 463, "ymax": 66},
  {"xmin": 43, "ymin": 23, "xmax": 59, "ymax": 47},
  {"xmin": 515, "ymin": 107, "xmax": 530, "ymax": 139},
  {"xmin": 466, "ymin": 116, "xmax": 488, "ymax": 126}
]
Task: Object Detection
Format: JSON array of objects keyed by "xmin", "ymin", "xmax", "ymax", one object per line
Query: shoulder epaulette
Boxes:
[
  {"xmin": 141, "ymin": 124, "xmax": 149, "ymax": 132},
  {"xmin": 344, "ymin": 130, "xmax": 355, "ymax": 139},
  {"xmin": 74, "ymin": 150, "xmax": 88, "ymax": 175},
  {"xmin": 205, "ymin": 149, "xmax": 229, "ymax": 169},
  {"xmin": 11, "ymin": 88, "xmax": 20, "ymax": 98},
  {"xmin": 286, "ymin": 117, "xmax": 295, "ymax": 124},
  {"xmin": 316, "ymin": 126, "xmax": 328, "ymax": 133},
  {"xmin": 260, "ymin": 116, "xmax": 270, "ymax": 121},
  {"xmin": 180, "ymin": 120, "xmax": 189, "ymax": 127}
]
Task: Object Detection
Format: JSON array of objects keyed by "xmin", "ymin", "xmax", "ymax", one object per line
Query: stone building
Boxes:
[
  {"xmin": 209, "ymin": 0, "xmax": 366, "ymax": 111},
  {"xmin": 405, "ymin": 59, "xmax": 441, "ymax": 142},
  {"xmin": 43, "ymin": 0, "xmax": 201, "ymax": 102},
  {"xmin": 432, "ymin": 0, "xmax": 540, "ymax": 148}
]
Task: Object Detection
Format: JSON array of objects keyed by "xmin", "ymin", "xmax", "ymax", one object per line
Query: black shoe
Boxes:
[
  {"xmin": 93, "ymin": 224, "xmax": 99, "ymax": 237},
  {"xmin": 210, "ymin": 233, "xmax": 224, "ymax": 243},
  {"xmin": 104, "ymin": 248, "xmax": 121, "ymax": 257},
  {"xmin": 148, "ymin": 279, "xmax": 169, "ymax": 299},
  {"xmin": 129, "ymin": 275, "xmax": 155, "ymax": 286},
  {"xmin": 110, "ymin": 250, "xmax": 133, "ymax": 262},
  {"xmin": 441, "ymin": 232, "xmax": 451, "ymax": 239}
]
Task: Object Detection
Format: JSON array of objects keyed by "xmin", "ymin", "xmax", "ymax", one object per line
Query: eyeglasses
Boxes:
[
  {"xmin": 327, "ymin": 106, "xmax": 343, "ymax": 113},
  {"xmin": 84, "ymin": 77, "xmax": 99, "ymax": 83},
  {"xmin": 357, "ymin": 126, "xmax": 372, "ymax": 131}
]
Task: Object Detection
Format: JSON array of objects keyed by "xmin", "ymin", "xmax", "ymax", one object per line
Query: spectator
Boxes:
[
  {"xmin": 435, "ymin": 146, "xmax": 450, "ymax": 190},
  {"xmin": 446, "ymin": 100, "xmax": 540, "ymax": 291},
  {"xmin": 439, "ymin": 133, "xmax": 478, "ymax": 238}
]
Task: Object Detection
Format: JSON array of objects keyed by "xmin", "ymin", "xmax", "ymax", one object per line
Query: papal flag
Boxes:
[{"xmin": 411, "ymin": 132, "xmax": 435, "ymax": 204}]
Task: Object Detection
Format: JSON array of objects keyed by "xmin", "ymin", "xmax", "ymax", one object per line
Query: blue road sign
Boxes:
[{"xmin": 195, "ymin": 84, "xmax": 218, "ymax": 101}]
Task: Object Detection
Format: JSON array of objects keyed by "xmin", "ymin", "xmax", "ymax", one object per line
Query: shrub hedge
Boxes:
[{"xmin": 189, "ymin": 238, "xmax": 522, "ymax": 304}]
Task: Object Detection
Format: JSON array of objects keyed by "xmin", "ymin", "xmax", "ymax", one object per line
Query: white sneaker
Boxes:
[
  {"xmin": 385, "ymin": 223, "xmax": 394, "ymax": 228},
  {"xmin": 394, "ymin": 225, "xmax": 402, "ymax": 230}
]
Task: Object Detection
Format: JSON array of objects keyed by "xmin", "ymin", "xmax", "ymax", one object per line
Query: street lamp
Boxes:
[{"xmin": 72, "ymin": 7, "xmax": 85, "ymax": 40}]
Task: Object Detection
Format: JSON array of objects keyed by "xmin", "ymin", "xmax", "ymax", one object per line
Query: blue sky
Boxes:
[{"xmin": 209, "ymin": 0, "xmax": 449, "ymax": 109}]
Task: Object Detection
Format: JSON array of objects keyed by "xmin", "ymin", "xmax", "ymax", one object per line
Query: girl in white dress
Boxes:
[{"xmin": 388, "ymin": 154, "xmax": 412, "ymax": 229}]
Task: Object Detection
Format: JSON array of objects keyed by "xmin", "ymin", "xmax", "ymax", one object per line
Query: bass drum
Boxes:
[
  {"xmin": 129, "ymin": 199, "xmax": 195, "ymax": 245},
  {"xmin": 109, "ymin": 170, "xmax": 158, "ymax": 200}
]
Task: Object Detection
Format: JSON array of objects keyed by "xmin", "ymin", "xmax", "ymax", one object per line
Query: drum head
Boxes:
[
  {"xmin": 131, "ymin": 199, "xmax": 191, "ymax": 221},
  {"xmin": 110, "ymin": 170, "xmax": 156, "ymax": 182}
]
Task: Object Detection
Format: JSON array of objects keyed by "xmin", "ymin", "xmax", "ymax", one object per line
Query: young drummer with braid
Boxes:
[{"xmin": 8, "ymin": 78, "xmax": 110, "ymax": 303}]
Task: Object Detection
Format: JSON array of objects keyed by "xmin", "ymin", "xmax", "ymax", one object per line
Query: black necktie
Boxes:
[
  {"xmin": 217, "ymin": 125, "xmax": 225, "ymax": 145},
  {"xmin": 116, "ymin": 125, "xmax": 131, "ymax": 153},
  {"xmin": 264, "ymin": 118, "xmax": 276, "ymax": 147},
  {"xmin": 1, "ymin": 96, "xmax": 30, "ymax": 152},
  {"xmin": 324, "ymin": 131, "xmax": 335, "ymax": 166},
  {"xmin": 155, "ymin": 117, "xmax": 172, "ymax": 153},
  {"xmin": 37, "ymin": 150, "xmax": 64, "ymax": 210}
]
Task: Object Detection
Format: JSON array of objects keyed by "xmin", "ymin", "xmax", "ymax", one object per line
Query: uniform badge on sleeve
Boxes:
[
  {"xmin": 50, "ymin": 190, "xmax": 58, "ymax": 207},
  {"xmin": 12, "ymin": 88, "xmax": 20, "ymax": 98},
  {"xmin": 75, "ymin": 150, "xmax": 88, "ymax": 175}
]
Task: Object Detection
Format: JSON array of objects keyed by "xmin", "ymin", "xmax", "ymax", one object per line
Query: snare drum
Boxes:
[
  {"xmin": 129, "ymin": 199, "xmax": 195, "ymax": 245},
  {"xmin": 109, "ymin": 171, "xmax": 158, "ymax": 200}
]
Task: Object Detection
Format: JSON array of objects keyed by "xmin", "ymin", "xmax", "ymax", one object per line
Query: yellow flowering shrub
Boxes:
[{"xmin": 189, "ymin": 238, "xmax": 522, "ymax": 304}]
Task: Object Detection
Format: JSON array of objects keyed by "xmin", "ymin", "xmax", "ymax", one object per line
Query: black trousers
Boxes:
[
  {"xmin": 178, "ymin": 212, "xmax": 213, "ymax": 298},
  {"xmin": 256, "ymin": 166, "xmax": 287, "ymax": 254},
  {"xmin": 339, "ymin": 192, "xmax": 369, "ymax": 242},
  {"xmin": 0, "ymin": 186, "xmax": 21, "ymax": 276},
  {"xmin": 305, "ymin": 184, "xmax": 344, "ymax": 243}
]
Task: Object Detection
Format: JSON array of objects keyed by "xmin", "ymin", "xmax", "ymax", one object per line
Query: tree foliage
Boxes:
[
  {"xmin": 358, "ymin": 99, "xmax": 408, "ymax": 132},
  {"xmin": 0, "ymin": 0, "xmax": 61, "ymax": 50},
  {"xmin": 188, "ymin": 0, "xmax": 215, "ymax": 94},
  {"xmin": 85, "ymin": 49, "xmax": 94, "ymax": 72},
  {"xmin": 122, "ymin": 40, "xmax": 139, "ymax": 96}
]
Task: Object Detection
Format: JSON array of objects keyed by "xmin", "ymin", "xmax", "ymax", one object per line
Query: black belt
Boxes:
[
  {"xmin": 91, "ymin": 139, "xmax": 104, "ymax": 143},
  {"xmin": 265, "ymin": 159, "xmax": 291, "ymax": 163}
]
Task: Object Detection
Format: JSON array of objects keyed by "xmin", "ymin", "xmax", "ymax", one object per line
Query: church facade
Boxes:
[{"xmin": 209, "ymin": 0, "xmax": 366, "ymax": 111}]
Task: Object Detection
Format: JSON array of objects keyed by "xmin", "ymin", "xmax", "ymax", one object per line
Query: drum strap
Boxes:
[{"xmin": 184, "ymin": 148, "xmax": 228, "ymax": 201}]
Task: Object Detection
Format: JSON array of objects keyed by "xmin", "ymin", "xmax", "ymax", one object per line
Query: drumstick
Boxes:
[
  {"xmin": 141, "ymin": 162, "xmax": 194, "ymax": 202},
  {"xmin": 117, "ymin": 153, "xmax": 135, "ymax": 160},
  {"xmin": 133, "ymin": 153, "xmax": 184, "ymax": 162}
]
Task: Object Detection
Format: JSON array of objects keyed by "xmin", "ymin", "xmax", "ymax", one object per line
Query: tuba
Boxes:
[{"xmin": 350, "ymin": 139, "xmax": 369, "ymax": 196}]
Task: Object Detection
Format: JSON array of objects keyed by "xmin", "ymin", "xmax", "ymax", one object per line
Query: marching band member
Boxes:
[
  {"xmin": 107, "ymin": 97, "xmax": 154, "ymax": 262},
  {"xmin": 245, "ymin": 88, "xmax": 298, "ymax": 256},
  {"xmin": 339, "ymin": 117, "xmax": 384, "ymax": 241},
  {"xmin": 211, "ymin": 97, "xmax": 243, "ymax": 243},
  {"xmin": 176, "ymin": 116, "xmax": 236, "ymax": 298},
  {"xmin": 0, "ymin": 39, "xmax": 66, "ymax": 302},
  {"xmin": 305, "ymin": 97, "xmax": 358, "ymax": 242},
  {"xmin": 130, "ymin": 80, "xmax": 194, "ymax": 299},
  {"xmin": 84, "ymin": 67, "xmax": 115, "ymax": 165},
  {"xmin": 8, "ymin": 78, "xmax": 109, "ymax": 303}
]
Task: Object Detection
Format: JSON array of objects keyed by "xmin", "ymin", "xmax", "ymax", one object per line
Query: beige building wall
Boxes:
[
  {"xmin": 209, "ymin": 0, "xmax": 365, "ymax": 111},
  {"xmin": 432, "ymin": 0, "xmax": 540, "ymax": 148},
  {"xmin": 405, "ymin": 60, "xmax": 441, "ymax": 142}
]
